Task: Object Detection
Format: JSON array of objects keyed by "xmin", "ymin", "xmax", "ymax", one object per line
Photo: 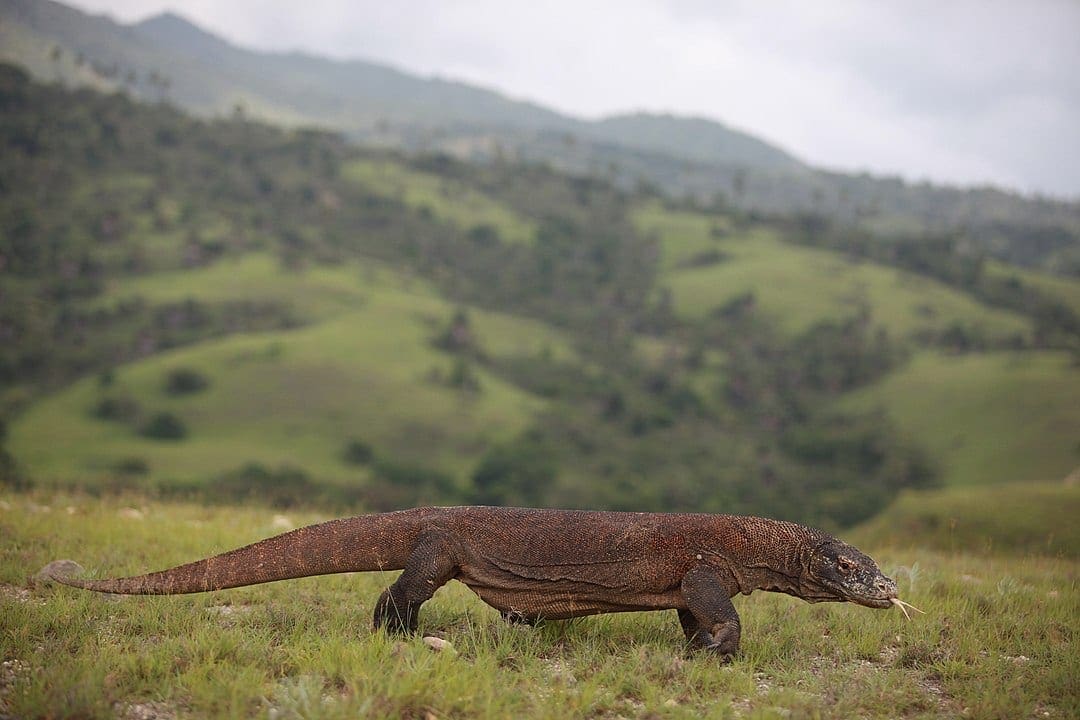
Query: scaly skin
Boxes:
[{"xmin": 47, "ymin": 506, "xmax": 899, "ymax": 660}]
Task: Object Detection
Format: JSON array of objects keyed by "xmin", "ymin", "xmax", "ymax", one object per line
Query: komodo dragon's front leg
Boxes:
[
  {"xmin": 373, "ymin": 530, "xmax": 461, "ymax": 634},
  {"xmin": 679, "ymin": 563, "xmax": 742, "ymax": 662}
]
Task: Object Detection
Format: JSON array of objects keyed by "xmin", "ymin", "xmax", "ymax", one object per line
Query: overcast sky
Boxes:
[{"xmin": 67, "ymin": 0, "xmax": 1080, "ymax": 198}]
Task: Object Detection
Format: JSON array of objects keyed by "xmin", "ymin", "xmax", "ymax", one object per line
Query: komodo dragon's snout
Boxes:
[{"xmin": 804, "ymin": 538, "xmax": 898, "ymax": 608}]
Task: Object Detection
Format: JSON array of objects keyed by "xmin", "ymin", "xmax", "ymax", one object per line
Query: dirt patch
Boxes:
[
  {"xmin": 206, "ymin": 604, "xmax": 255, "ymax": 627},
  {"xmin": 0, "ymin": 583, "xmax": 42, "ymax": 606},
  {"xmin": 114, "ymin": 701, "xmax": 177, "ymax": 720},
  {"xmin": 0, "ymin": 659, "xmax": 28, "ymax": 718}
]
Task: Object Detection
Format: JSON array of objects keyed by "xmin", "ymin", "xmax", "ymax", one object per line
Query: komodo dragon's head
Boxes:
[{"xmin": 802, "ymin": 538, "xmax": 899, "ymax": 609}]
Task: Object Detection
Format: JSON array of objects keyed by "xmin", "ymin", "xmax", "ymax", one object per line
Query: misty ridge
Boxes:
[{"xmin": 2, "ymin": 0, "xmax": 1079, "ymax": 278}]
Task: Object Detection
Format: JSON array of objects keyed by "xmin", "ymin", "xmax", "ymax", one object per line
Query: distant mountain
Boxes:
[
  {"xmin": 2, "ymin": 0, "xmax": 1078, "ymax": 273},
  {"xmin": 0, "ymin": 0, "xmax": 798, "ymax": 165},
  {"xmin": 587, "ymin": 112, "xmax": 803, "ymax": 173}
]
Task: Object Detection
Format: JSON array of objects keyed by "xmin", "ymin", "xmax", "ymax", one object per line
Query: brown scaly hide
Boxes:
[{"xmin": 48, "ymin": 507, "xmax": 896, "ymax": 658}]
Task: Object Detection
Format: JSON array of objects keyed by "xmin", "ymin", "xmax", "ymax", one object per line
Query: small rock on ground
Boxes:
[
  {"xmin": 422, "ymin": 636, "xmax": 454, "ymax": 653},
  {"xmin": 34, "ymin": 559, "xmax": 85, "ymax": 583}
]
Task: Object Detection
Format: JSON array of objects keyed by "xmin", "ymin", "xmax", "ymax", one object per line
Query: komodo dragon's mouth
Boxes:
[
  {"xmin": 820, "ymin": 572, "xmax": 910, "ymax": 611},
  {"xmin": 847, "ymin": 591, "xmax": 925, "ymax": 619},
  {"xmin": 849, "ymin": 594, "xmax": 896, "ymax": 609}
]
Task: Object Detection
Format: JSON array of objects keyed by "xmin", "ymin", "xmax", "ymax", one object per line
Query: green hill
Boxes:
[
  {"xmin": 342, "ymin": 160, "xmax": 537, "ymax": 245},
  {"xmin": 10, "ymin": 253, "xmax": 573, "ymax": 489},
  {"xmin": 840, "ymin": 351, "xmax": 1080, "ymax": 487},
  {"xmin": 635, "ymin": 203, "xmax": 1034, "ymax": 341}
]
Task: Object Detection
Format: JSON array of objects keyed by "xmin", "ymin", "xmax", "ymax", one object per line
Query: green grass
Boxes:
[
  {"xmin": 10, "ymin": 254, "xmax": 575, "ymax": 486},
  {"xmin": 342, "ymin": 159, "xmax": 537, "ymax": 245},
  {"xmin": 1, "ymin": 490, "xmax": 1076, "ymax": 719},
  {"xmin": 840, "ymin": 350, "xmax": 1080, "ymax": 487},
  {"xmin": 94, "ymin": 253, "xmax": 422, "ymax": 320},
  {"xmin": 853, "ymin": 481, "xmax": 1080, "ymax": 558},
  {"xmin": 633, "ymin": 204, "xmax": 1034, "ymax": 341}
]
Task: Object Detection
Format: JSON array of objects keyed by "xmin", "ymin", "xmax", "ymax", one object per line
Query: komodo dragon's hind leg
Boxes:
[
  {"xmin": 679, "ymin": 563, "xmax": 741, "ymax": 662},
  {"xmin": 373, "ymin": 530, "xmax": 460, "ymax": 634}
]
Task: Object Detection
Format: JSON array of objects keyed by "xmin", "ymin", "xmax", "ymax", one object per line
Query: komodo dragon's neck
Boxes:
[{"xmin": 696, "ymin": 515, "xmax": 828, "ymax": 598}]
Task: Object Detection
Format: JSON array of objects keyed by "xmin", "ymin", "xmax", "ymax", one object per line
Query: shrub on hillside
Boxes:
[
  {"xmin": 112, "ymin": 457, "xmax": 150, "ymax": 476},
  {"xmin": 213, "ymin": 463, "xmax": 316, "ymax": 508},
  {"xmin": 342, "ymin": 438, "xmax": 375, "ymax": 466},
  {"xmin": 164, "ymin": 367, "xmax": 210, "ymax": 395},
  {"xmin": 469, "ymin": 437, "xmax": 556, "ymax": 507},
  {"xmin": 139, "ymin": 412, "xmax": 188, "ymax": 440},
  {"xmin": 362, "ymin": 459, "xmax": 457, "ymax": 511},
  {"xmin": 466, "ymin": 223, "xmax": 501, "ymax": 247},
  {"xmin": 428, "ymin": 358, "xmax": 483, "ymax": 393},
  {"xmin": 91, "ymin": 396, "xmax": 140, "ymax": 422},
  {"xmin": 0, "ymin": 419, "xmax": 29, "ymax": 491},
  {"xmin": 677, "ymin": 249, "xmax": 729, "ymax": 269},
  {"xmin": 432, "ymin": 308, "xmax": 486, "ymax": 359}
]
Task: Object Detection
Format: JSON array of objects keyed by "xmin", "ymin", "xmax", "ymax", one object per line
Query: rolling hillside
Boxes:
[
  {"xmin": 1, "ymin": 65, "xmax": 1078, "ymax": 531},
  {"xmin": 840, "ymin": 351, "xmax": 1080, "ymax": 488},
  {"xmin": 9, "ymin": 253, "xmax": 571, "ymax": 487},
  {"xmin": 635, "ymin": 203, "xmax": 1034, "ymax": 340}
]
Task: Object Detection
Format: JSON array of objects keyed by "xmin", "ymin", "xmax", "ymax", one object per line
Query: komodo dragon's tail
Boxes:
[{"xmin": 47, "ymin": 509, "xmax": 425, "ymax": 595}]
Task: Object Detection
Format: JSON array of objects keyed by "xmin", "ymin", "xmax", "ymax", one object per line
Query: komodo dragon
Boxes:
[{"xmin": 47, "ymin": 506, "xmax": 917, "ymax": 660}]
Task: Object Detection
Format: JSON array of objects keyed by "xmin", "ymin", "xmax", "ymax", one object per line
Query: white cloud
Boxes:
[{"xmin": 65, "ymin": 0, "xmax": 1080, "ymax": 196}]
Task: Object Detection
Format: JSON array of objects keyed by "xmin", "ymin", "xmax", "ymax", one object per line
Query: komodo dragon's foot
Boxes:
[
  {"xmin": 684, "ymin": 635, "xmax": 738, "ymax": 663},
  {"xmin": 696, "ymin": 642, "xmax": 736, "ymax": 663},
  {"xmin": 373, "ymin": 588, "xmax": 418, "ymax": 634}
]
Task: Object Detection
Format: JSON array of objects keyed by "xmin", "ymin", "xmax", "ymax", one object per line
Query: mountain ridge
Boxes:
[
  {"xmin": 0, "ymin": 0, "xmax": 800, "ymax": 167},
  {"xmin": 1, "ymin": 0, "xmax": 1078, "ymax": 274}
]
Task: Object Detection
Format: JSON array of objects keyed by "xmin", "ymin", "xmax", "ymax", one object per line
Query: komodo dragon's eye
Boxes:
[{"xmin": 836, "ymin": 557, "xmax": 855, "ymax": 575}]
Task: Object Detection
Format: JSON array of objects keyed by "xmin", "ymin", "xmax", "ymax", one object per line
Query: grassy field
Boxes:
[
  {"xmin": 342, "ymin": 159, "xmax": 537, "ymax": 245},
  {"xmin": 840, "ymin": 350, "xmax": 1080, "ymax": 487},
  {"xmin": 10, "ymin": 253, "xmax": 575, "ymax": 486},
  {"xmin": 633, "ymin": 204, "xmax": 1034, "ymax": 341},
  {"xmin": 92, "ymin": 253, "xmax": 411, "ymax": 321},
  {"xmin": 1, "ymin": 490, "xmax": 1076, "ymax": 719}
]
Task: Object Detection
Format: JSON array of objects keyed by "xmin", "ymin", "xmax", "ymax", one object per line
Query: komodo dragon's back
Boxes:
[{"xmin": 46, "ymin": 505, "xmax": 908, "ymax": 661}]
